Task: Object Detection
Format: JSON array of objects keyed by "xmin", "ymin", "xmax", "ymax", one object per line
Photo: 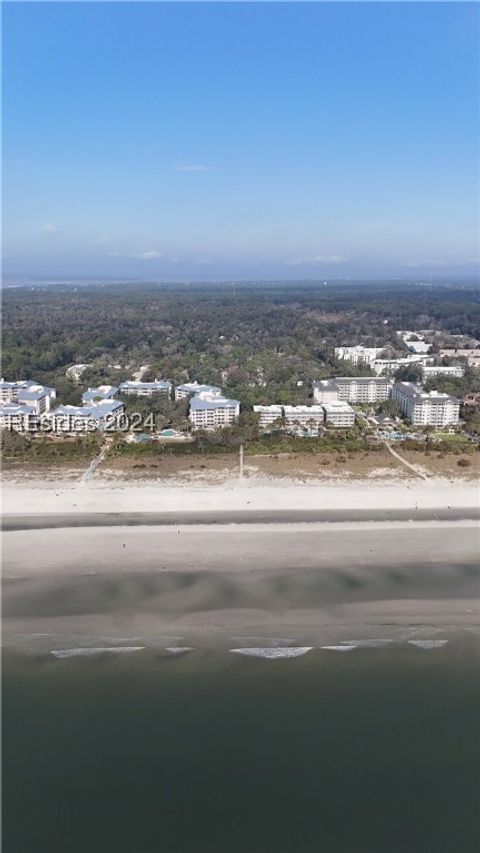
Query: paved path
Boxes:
[{"xmin": 383, "ymin": 441, "xmax": 429, "ymax": 480}]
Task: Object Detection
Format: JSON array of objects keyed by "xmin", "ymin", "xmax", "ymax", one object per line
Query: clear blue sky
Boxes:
[{"xmin": 3, "ymin": 1, "xmax": 479, "ymax": 280}]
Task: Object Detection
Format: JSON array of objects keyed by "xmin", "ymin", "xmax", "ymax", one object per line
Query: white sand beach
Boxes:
[{"xmin": 2, "ymin": 474, "xmax": 479, "ymax": 515}]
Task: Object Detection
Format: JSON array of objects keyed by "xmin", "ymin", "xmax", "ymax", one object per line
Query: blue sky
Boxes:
[{"xmin": 3, "ymin": 1, "xmax": 479, "ymax": 279}]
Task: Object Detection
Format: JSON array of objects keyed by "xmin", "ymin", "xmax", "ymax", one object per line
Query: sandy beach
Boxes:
[
  {"xmin": 2, "ymin": 476, "xmax": 479, "ymax": 653},
  {"xmin": 2, "ymin": 474, "xmax": 479, "ymax": 514}
]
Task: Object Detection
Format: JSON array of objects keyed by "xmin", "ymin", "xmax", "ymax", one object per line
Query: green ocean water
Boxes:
[{"xmin": 3, "ymin": 646, "xmax": 480, "ymax": 853}]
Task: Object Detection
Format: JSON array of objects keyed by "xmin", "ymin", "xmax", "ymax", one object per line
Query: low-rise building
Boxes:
[
  {"xmin": 0, "ymin": 403, "xmax": 38, "ymax": 432},
  {"xmin": 175, "ymin": 382, "xmax": 222, "ymax": 400},
  {"xmin": 189, "ymin": 396, "xmax": 240, "ymax": 430},
  {"xmin": 373, "ymin": 355, "xmax": 433, "ymax": 376},
  {"xmin": 50, "ymin": 400, "xmax": 125, "ymax": 433},
  {"xmin": 322, "ymin": 401, "xmax": 356, "ymax": 428},
  {"xmin": 82, "ymin": 385, "xmax": 119, "ymax": 404},
  {"xmin": 392, "ymin": 382, "xmax": 459, "ymax": 427},
  {"xmin": 422, "ymin": 365, "xmax": 465, "ymax": 380},
  {"xmin": 0, "ymin": 379, "xmax": 56, "ymax": 412},
  {"xmin": 283, "ymin": 405, "xmax": 325, "ymax": 431},
  {"xmin": 253, "ymin": 405, "xmax": 284, "ymax": 430},
  {"xmin": 119, "ymin": 380, "xmax": 172, "ymax": 397}
]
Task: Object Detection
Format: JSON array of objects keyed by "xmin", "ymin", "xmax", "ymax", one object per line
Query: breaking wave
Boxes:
[
  {"xmin": 51, "ymin": 646, "xmax": 145, "ymax": 658},
  {"xmin": 408, "ymin": 640, "xmax": 448, "ymax": 649},
  {"xmin": 230, "ymin": 647, "xmax": 313, "ymax": 659},
  {"xmin": 322, "ymin": 645, "xmax": 357, "ymax": 652}
]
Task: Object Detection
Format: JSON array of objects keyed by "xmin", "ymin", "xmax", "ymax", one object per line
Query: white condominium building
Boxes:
[
  {"xmin": 82, "ymin": 385, "xmax": 119, "ymax": 404},
  {"xmin": 422, "ymin": 365, "xmax": 465, "ymax": 379},
  {"xmin": 0, "ymin": 403, "xmax": 38, "ymax": 432},
  {"xmin": 392, "ymin": 382, "xmax": 460, "ymax": 427},
  {"xmin": 335, "ymin": 377, "xmax": 392, "ymax": 403},
  {"xmin": 311, "ymin": 380, "xmax": 340, "ymax": 403},
  {"xmin": 175, "ymin": 382, "xmax": 222, "ymax": 400},
  {"xmin": 119, "ymin": 380, "xmax": 172, "ymax": 397},
  {"xmin": 253, "ymin": 405, "xmax": 284, "ymax": 429},
  {"xmin": 322, "ymin": 402, "xmax": 356, "ymax": 428},
  {"xmin": 283, "ymin": 405, "xmax": 325, "ymax": 430},
  {"xmin": 50, "ymin": 400, "xmax": 125, "ymax": 433},
  {"xmin": 373, "ymin": 355, "xmax": 433, "ymax": 376},
  {"xmin": 189, "ymin": 396, "xmax": 240, "ymax": 430},
  {"xmin": 0, "ymin": 379, "xmax": 56, "ymax": 412},
  {"xmin": 313, "ymin": 377, "xmax": 392, "ymax": 404},
  {"xmin": 335, "ymin": 346, "xmax": 384, "ymax": 368}
]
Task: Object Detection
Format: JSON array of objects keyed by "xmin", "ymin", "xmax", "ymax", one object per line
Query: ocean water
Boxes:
[{"xmin": 3, "ymin": 643, "xmax": 480, "ymax": 853}]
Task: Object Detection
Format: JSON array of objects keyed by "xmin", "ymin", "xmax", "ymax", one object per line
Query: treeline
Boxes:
[{"xmin": 2, "ymin": 281, "xmax": 479, "ymax": 408}]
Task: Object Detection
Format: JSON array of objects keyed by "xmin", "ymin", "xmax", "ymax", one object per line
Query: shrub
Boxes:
[{"xmin": 457, "ymin": 458, "xmax": 471, "ymax": 467}]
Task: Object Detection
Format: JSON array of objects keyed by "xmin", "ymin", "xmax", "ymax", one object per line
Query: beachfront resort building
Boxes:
[
  {"xmin": 50, "ymin": 400, "xmax": 125, "ymax": 433},
  {"xmin": 322, "ymin": 401, "xmax": 356, "ymax": 428},
  {"xmin": 253, "ymin": 403, "xmax": 354, "ymax": 432},
  {"xmin": 283, "ymin": 405, "xmax": 326, "ymax": 431},
  {"xmin": 392, "ymin": 382, "xmax": 460, "ymax": 427},
  {"xmin": 119, "ymin": 380, "xmax": 172, "ymax": 397},
  {"xmin": 175, "ymin": 382, "xmax": 222, "ymax": 400},
  {"xmin": 253, "ymin": 405, "xmax": 284, "ymax": 430},
  {"xmin": 313, "ymin": 377, "xmax": 392, "ymax": 404},
  {"xmin": 189, "ymin": 396, "xmax": 240, "ymax": 430}
]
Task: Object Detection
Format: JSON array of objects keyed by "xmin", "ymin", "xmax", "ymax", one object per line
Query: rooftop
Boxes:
[{"xmin": 190, "ymin": 396, "xmax": 240, "ymax": 411}]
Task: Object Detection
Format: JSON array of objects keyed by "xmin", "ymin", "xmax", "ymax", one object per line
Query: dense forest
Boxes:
[{"xmin": 2, "ymin": 280, "xmax": 479, "ymax": 407}]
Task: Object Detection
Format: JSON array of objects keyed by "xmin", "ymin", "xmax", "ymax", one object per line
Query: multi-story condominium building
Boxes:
[
  {"xmin": 175, "ymin": 382, "xmax": 222, "ymax": 401},
  {"xmin": 119, "ymin": 380, "xmax": 172, "ymax": 397},
  {"xmin": 283, "ymin": 405, "xmax": 325, "ymax": 430},
  {"xmin": 322, "ymin": 401, "xmax": 356, "ymax": 428},
  {"xmin": 392, "ymin": 382, "xmax": 459, "ymax": 427},
  {"xmin": 314, "ymin": 376, "xmax": 392, "ymax": 404},
  {"xmin": 372, "ymin": 355, "xmax": 433, "ymax": 376},
  {"xmin": 50, "ymin": 400, "xmax": 125, "ymax": 433},
  {"xmin": 189, "ymin": 396, "xmax": 240, "ymax": 430},
  {"xmin": 312, "ymin": 380, "xmax": 340, "ymax": 403},
  {"xmin": 0, "ymin": 380, "xmax": 56, "ymax": 412},
  {"xmin": 422, "ymin": 365, "xmax": 465, "ymax": 380},
  {"xmin": 334, "ymin": 346, "xmax": 384, "ymax": 368},
  {"xmin": 82, "ymin": 385, "xmax": 119, "ymax": 404},
  {"xmin": 335, "ymin": 376, "xmax": 392, "ymax": 402},
  {"xmin": 0, "ymin": 403, "xmax": 39, "ymax": 432},
  {"xmin": 253, "ymin": 405, "xmax": 284, "ymax": 430}
]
